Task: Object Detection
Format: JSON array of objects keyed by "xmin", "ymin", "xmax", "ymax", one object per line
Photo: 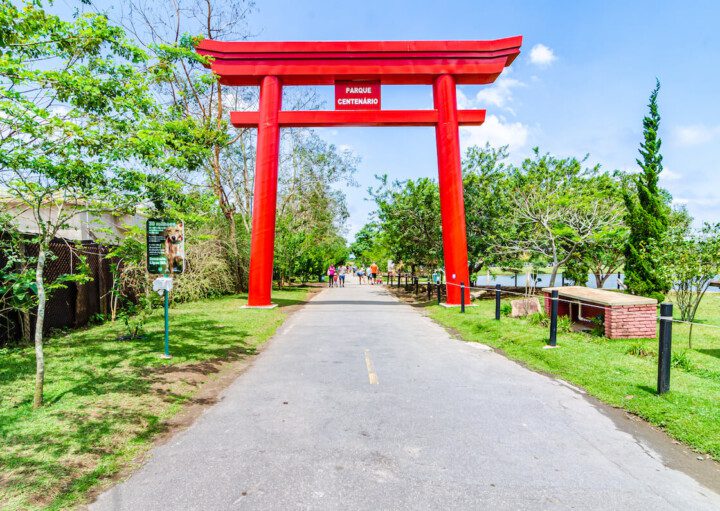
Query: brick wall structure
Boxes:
[{"xmin": 542, "ymin": 286, "xmax": 657, "ymax": 339}]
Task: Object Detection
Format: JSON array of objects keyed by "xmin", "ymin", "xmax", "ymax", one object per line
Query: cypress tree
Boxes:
[{"xmin": 623, "ymin": 79, "xmax": 670, "ymax": 300}]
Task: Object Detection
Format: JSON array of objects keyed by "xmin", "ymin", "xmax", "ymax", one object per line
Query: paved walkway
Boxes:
[{"xmin": 91, "ymin": 282, "xmax": 720, "ymax": 510}]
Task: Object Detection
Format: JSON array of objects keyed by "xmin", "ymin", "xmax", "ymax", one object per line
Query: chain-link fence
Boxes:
[{"xmin": 0, "ymin": 239, "xmax": 114, "ymax": 345}]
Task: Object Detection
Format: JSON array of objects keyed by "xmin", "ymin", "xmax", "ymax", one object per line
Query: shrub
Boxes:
[
  {"xmin": 557, "ymin": 316, "xmax": 572, "ymax": 334},
  {"xmin": 527, "ymin": 312, "xmax": 549, "ymax": 327},
  {"xmin": 500, "ymin": 302, "xmax": 512, "ymax": 316},
  {"xmin": 172, "ymin": 237, "xmax": 234, "ymax": 303}
]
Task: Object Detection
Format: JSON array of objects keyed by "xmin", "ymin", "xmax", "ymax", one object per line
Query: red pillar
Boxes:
[
  {"xmin": 433, "ymin": 74, "xmax": 471, "ymax": 305},
  {"xmin": 247, "ymin": 76, "xmax": 282, "ymax": 307}
]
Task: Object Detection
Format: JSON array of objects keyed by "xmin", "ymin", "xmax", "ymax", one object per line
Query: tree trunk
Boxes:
[
  {"xmin": 33, "ymin": 244, "xmax": 47, "ymax": 409},
  {"xmin": 549, "ymin": 265, "xmax": 559, "ymax": 287},
  {"xmin": 594, "ymin": 272, "xmax": 603, "ymax": 289},
  {"xmin": 19, "ymin": 310, "xmax": 31, "ymax": 343}
]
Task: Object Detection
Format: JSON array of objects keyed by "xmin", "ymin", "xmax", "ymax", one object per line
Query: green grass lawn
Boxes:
[
  {"xmin": 0, "ymin": 287, "xmax": 311, "ymax": 510},
  {"xmin": 428, "ymin": 292, "xmax": 720, "ymax": 460}
]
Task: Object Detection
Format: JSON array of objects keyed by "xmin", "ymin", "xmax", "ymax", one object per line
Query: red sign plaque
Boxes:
[{"xmin": 335, "ymin": 81, "xmax": 381, "ymax": 110}]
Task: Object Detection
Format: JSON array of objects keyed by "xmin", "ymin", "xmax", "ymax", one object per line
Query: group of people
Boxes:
[{"xmin": 326, "ymin": 262, "xmax": 380, "ymax": 287}]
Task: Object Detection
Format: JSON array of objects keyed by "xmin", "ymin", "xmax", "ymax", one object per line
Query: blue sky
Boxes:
[
  {"xmin": 250, "ymin": 0, "xmax": 720, "ymax": 239},
  {"xmin": 68, "ymin": 0, "xmax": 720, "ymax": 239}
]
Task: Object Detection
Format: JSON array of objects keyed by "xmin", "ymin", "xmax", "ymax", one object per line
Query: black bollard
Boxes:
[
  {"xmin": 460, "ymin": 282, "xmax": 465, "ymax": 313},
  {"xmin": 495, "ymin": 283, "xmax": 501, "ymax": 320},
  {"xmin": 548, "ymin": 290, "xmax": 558, "ymax": 346},
  {"xmin": 427, "ymin": 280, "xmax": 432, "ymax": 300},
  {"xmin": 437, "ymin": 282, "xmax": 441, "ymax": 305},
  {"xmin": 658, "ymin": 303, "xmax": 673, "ymax": 394}
]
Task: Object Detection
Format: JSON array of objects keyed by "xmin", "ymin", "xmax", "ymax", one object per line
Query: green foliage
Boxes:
[
  {"xmin": 500, "ymin": 302, "xmax": 512, "ymax": 316},
  {"xmin": 624, "ymin": 80, "xmax": 671, "ymax": 298},
  {"xmin": 654, "ymin": 221, "xmax": 720, "ymax": 347},
  {"xmin": 274, "ymin": 133, "xmax": 356, "ymax": 283},
  {"xmin": 0, "ymin": 0, "xmax": 212, "ymax": 405},
  {"xmin": 371, "ymin": 175, "xmax": 442, "ymax": 272},
  {"xmin": 506, "ymin": 149, "xmax": 624, "ymax": 287},
  {"xmin": 462, "ymin": 144, "xmax": 513, "ymax": 270}
]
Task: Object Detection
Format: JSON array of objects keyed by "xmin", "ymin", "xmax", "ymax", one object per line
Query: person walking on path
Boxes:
[
  {"xmin": 327, "ymin": 264, "xmax": 335, "ymax": 288},
  {"xmin": 357, "ymin": 267, "xmax": 365, "ymax": 285},
  {"xmin": 370, "ymin": 262, "xmax": 379, "ymax": 285},
  {"xmin": 339, "ymin": 265, "xmax": 346, "ymax": 287}
]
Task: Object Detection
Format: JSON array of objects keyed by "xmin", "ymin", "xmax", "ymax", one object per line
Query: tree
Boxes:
[
  {"xmin": 562, "ymin": 174, "xmax": 628, "ymax": 288},
  {"xmin": 656, "ymin": 222, "xmax": 720, "ymax": 348},
  {"xmin": 462, "ymin": 144, "xmax": 514, "ymax": 271},
  {"xmin": 0, "ymin": 1, "xmax": 205, "ymax": 407},
  {"xmin": 624, "ymin": 80, "xmax": 670, "ymax": 300},
  {"xmin": 274, "ymin": 133, "xmax": 356, "ymax": 284},
  {"xmin": 350, "ymin": 223, "xmax": 389, "ymax": 268},
  {"xmin": 504, "ymin": 149, "xmax": 624, "ymax": 287},
  {"xmin": 371, "ymin": 176, "xmax": 443, "ymax": 274}
]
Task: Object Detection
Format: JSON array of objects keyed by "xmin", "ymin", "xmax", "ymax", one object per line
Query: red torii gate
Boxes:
[{"xmin": 197, "ymin": 37, "xmax": 522, "ymax": 307}]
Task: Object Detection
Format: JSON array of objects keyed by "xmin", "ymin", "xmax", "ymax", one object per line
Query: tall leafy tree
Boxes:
[
  {"xmin": 462, "ymin": 144, "xmax": 513, "ymax": 271},
  {"xmin": 371, "ymin": 176, "xmax": 443, "ymax": 274},
  {"xmin": 504, "ymin": 149, "xmax": 623, "ymax": 286},
  {"xmin": 623, "ymin": 80, "xmax": 670, "ymax": 300},
  {"xmin": 0, "ymin": 0, "xmax": 206, "ymax": 407},
  {"xmin": 655, "ymin": 222, "xmax": 720, "ymax": 348}
]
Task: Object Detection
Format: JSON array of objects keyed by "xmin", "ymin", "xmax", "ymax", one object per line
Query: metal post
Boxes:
[
  {"xmin": 415, "ymin": 277, "xmax": 419, "ymax": 295},
  {"xmin": 427, "ymin": 280, "xmax": 432, "ymax": 300},
  {"xmin": 495, "ymin": 283, "xmax": 501, "ymax": 320},
  {"xmin": 437, "ymin": 282, "xmax": 441, "ymax": 305},
  {"xmin": 460, "ymin": 282, "xmax": 465, "ymax": 313},
  {"xmin": 163, "ymin": 287, "xmax": 170, "ymax": 358},
  {"xmin": 549, "ymin": 290, "xmax": 558, "ymax": 346},
  {"xmin": 658, "ymin": 303, "xmax": 673, "ymax": 394},
  {"xmin": 561, "ymin": 273, "xmax": 565, "ymax": 286},
  {"xmin": 514, "ymin": 272, "xmax": 518, "ymax": 287},
  {"xmin": 617, "ymin": 272, "xmax": 621, "ymax": 290}
]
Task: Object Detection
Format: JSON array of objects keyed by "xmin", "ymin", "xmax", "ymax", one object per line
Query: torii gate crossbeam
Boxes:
[{"xmin": 197, "ymin": 37, "xmax": 522, "ymax": 307}]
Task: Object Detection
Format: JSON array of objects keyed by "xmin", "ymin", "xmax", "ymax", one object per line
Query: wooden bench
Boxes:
[{"xmin": 541, "ymin": 286, "xmax": 657, "ymax": 339}]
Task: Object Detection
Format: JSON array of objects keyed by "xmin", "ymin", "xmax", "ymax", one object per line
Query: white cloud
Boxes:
[
  {"xmin": 673, "ymin": 124, "xmax": 720, "ymax": 146},
  {"xmin": 458, "ymin": 70, "xmax": 525, "ymax": 114},
  {"xmin": 460, "ymin": 114, "xmax": 529, "ymax": 153},
  {"xmin": 529, "ymin": 44, "xmax": 557, "ymax": 67},
  {"xmin": 660, "ymin": 167, "xmax": 681, "ymax": 181},
  {"xmin": 474, "ymin": 76, "xmax": 525, "ymax": 109}
]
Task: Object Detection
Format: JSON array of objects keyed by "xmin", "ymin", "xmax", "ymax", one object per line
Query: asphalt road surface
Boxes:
[{"xmin": 91, "ymin": 282, "xmax": 720, "ymax": 510}]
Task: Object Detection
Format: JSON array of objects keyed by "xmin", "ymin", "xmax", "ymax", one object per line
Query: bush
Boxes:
[
  {"xmin": 557, "ymin": 316, "xmax": 572, "ymax": 334},
  {"xmin": 172, "ymin": 237, "xmax": 235, "ymax": 303},
  {"xmin": 527, "ymin": 311, "xmax": 549, "ymax": 327},
  {"xmin": 500, "ymin": 302, "xmax": 512, "ymax": 316}
]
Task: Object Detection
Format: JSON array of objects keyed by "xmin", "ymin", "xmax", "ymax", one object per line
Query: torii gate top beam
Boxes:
[{"xmin": 196, "ymin": 37, "xmax": 522, "ymax": 86}]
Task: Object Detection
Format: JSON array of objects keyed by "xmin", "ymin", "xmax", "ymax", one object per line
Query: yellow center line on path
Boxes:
[{"xmin": 364, "ymin": 349, "xmax": 379, "ymax": 385}]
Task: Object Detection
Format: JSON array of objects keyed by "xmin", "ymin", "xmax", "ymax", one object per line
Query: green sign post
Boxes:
[{"xmin": 147, "ymin": 219, "xmax": 185, "ymax": 359}]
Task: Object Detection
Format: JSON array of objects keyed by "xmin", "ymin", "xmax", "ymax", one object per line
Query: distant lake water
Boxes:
[{"xmin": 474, "ymin": 273, "xmax": 720, "ymax": 293}]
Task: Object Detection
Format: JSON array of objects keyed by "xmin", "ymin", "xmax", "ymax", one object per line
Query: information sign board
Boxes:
[{"xmin": 147, "ymin": 219, "xmax": 185, "ymax": 275}]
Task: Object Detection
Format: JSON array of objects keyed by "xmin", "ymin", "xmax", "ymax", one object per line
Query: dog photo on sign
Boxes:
[{"xmin": 163, "ymin": 221, "xmax": 185, "ymax": 274}]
